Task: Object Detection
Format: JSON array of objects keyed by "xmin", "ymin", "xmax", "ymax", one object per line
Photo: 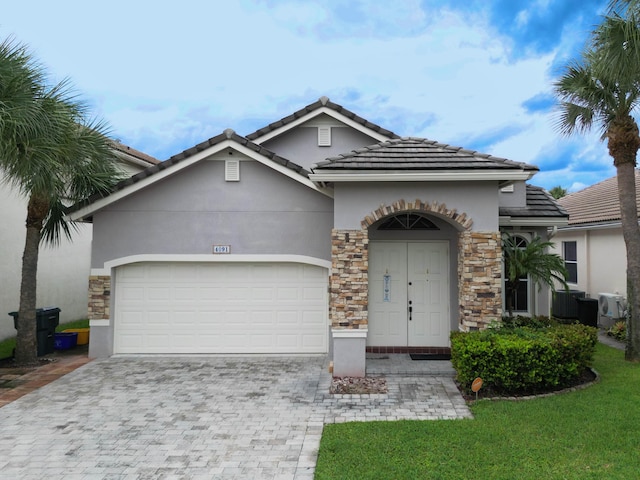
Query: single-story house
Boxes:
[
  {"xmin": 68, "ymin": 97, "xmax": 567, "ymax": 376},
  {"xmin": 552, "ymin": 171, "xmax": 639, "ymax": 326},
  {"xmin": 0, "ymin": 143, "xmax": 158, "ymax": 340}
]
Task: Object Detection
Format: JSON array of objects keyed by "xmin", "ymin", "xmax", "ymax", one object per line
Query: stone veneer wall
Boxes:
[
  {"xmin": 458, "ymin": 231, "xmax": 502, "ymax": 330},
  {"xmin": 88, "ymin": 275, "xmax": 111, "ymax": 320},
  {"xmin": 330, "ymin": 229, "xmax": 368, "ymax": 329}
]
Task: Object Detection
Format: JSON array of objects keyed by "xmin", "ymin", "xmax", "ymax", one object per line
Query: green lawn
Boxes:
[
  {"xmin": 315, "ymin": 343, "xmax": 640, "ymax": 480},
  {"xmin": 0, "ymin": 318, "xmax": 89, "ymax": 359}
]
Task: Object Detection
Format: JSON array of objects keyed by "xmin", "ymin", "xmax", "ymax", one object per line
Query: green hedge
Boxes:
[{"xmin": 451, "ymin": 323, "xmax": 598, "ymax": 395}]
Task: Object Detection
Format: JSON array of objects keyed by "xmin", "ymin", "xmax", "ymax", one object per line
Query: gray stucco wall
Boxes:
[
  {"xmin": 91, "ymin": 160, "xmax": 333, "ymax": 267},
  {"xmin": 333, "ymin": 182, "xmax": 500, "ymax": 231},
  {"xmin": 261, "ymin": 126, "xmax": 381, "ymax": 172},
  {"xmin": 498, "ymin": 180, "xmax": 528, "ymax": 208}
]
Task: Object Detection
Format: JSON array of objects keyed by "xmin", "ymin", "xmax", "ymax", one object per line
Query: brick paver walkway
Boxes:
[{"xmin": 0, "ymin": 355, "xmax": 471, "ymax": 479}]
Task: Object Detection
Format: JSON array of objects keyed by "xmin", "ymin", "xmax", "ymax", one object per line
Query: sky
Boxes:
[{"xmin": 1, "ymin": 0, "xmax": 617, "ymax": 192}]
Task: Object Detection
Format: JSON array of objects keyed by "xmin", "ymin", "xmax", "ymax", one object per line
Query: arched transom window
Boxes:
[{"xmin": 377, "ymin": 213, "xmax": 440, "ymax": 231}]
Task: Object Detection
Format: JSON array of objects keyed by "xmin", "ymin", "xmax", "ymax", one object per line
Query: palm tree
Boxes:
[
  {"xmin": 0, "ymin": 38, "xmax": 123, "ymax": 366},
  {"xmin": 548, "ymin": 185, "xmax": 568, "ymax": 199},
  {"xmin": 554, "ymin": 10, "xmax": 640, "ymax": 360},
  {"xmin": 503, "ymin": 234, "xmax": 569, "ymax": 318}
]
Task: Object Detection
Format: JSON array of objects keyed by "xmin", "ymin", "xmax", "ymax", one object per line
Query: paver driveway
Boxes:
[{"xmin": 0, "ymin": 356, "xmax": 471, "ymax": 479}]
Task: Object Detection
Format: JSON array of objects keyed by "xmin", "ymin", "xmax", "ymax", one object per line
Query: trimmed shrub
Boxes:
[{"xmin": 451, "ymin": 323, "xmax": 597, "ymax": 395}]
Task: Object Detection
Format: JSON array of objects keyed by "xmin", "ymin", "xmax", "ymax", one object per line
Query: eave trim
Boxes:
[{"xmin": 309, "ymin": 170, "xmax": 536, "ymax": 182}]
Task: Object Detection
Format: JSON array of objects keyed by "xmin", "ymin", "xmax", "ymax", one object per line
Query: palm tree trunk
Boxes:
[
  {"xmin": 14, "ymin": 194, "xmax": 48, "ymax": 366},
  {"xmin": 616, "ymin": 162, "xmax": 640, "ymax": 361}
]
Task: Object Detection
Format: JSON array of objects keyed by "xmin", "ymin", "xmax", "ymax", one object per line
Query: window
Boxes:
[
  {"xmin": 504, "ymin": 235, "xmax": 530, "ymax": 314},
  {"xmin": 563, "ymin": 241, "xmax": 577, "ymax": 284},
  {"xmin": 377, "ymin": 213, "xmax": 439, "ymax": 230}
]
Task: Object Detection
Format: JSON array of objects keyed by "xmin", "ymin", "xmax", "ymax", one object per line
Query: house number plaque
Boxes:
[{"xmin": 212, "ymin": 245, "xmax": 231, "ymax": 254}]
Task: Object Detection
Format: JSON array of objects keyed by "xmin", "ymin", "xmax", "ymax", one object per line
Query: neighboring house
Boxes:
[
  {"xmin": 68, "ymin": 97, "xmax": 567, "ymax": 376},
  {"xmin": 0, "ymin": 143, "xmax": 158, "ymax": 341},
  {"xmin": 552, "ymin": 171, "xmax": 639, "ymax": 325}
]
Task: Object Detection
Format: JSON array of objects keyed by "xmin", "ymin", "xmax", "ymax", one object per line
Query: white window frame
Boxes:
[
  {"xmin": 563, "ymin": 241, "xmax": 578, "ymax": 284},
  {"xmin": 503, "ymin": 233, "xmax": 533, "ymax": 316}
]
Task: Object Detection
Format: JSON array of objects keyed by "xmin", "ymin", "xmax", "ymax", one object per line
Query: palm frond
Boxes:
[
  {"xmin": 503, "ymin": 234, "xmax": 569, "ymax": 293},
  {"xmin": 0, "ymin": 35, "xmax": 124, "ymax": 246}
]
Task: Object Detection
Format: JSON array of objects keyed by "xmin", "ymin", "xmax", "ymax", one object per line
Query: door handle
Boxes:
[{"xmin": 408, "ymin": 300, "xmax": 412, "ymax": 321}]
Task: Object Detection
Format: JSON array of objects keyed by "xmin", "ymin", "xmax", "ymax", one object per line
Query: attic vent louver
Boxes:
[
  {"xmin": 318, "ymin": 126, "xmax": 331, "ymax": 146},
  {"xmin": 225, "ymin": 159, "xmax": 240, "ymax": 181}
]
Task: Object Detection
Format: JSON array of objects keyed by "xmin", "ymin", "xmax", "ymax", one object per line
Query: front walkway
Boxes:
[{"xmin": 0, "ymin": 355, "xmax": 470, "ymax": 479}]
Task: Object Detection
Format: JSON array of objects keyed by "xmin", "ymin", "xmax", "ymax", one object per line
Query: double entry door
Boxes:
[{"xmin": 368, "ymin": 241, "xmax": 450, "ymax": 347}]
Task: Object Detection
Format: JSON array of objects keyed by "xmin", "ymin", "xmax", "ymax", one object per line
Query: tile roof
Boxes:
[
  {"xmin": 246, "ymin": 96, "xmax": 399, "ymax": 141},
  {"xmin": 112, "ymin": 142, "xmax": 160, "ymax": 165},
  {"xmin": 500, "ymin": 185, "xmax": 568, "ymax": 218},
  {"xmin": 313, "ymin": 137, "xmax": 539, "ymax": 171},
  {"xmin": 558, "ymin": 170, "xmax": 640, "ymax": 225},
  {"xmin": 167, "ymin": 128, "xmax": 308, "ymax": 174}
]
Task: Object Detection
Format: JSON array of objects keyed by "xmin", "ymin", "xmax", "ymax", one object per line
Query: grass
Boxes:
[
  {"xmin": 315, "ymin": 343, "xmax": 640, "ymax": 480},
  {"xmin": 0, "ymin": 319, "xmax": 89, "ymax": 359}
]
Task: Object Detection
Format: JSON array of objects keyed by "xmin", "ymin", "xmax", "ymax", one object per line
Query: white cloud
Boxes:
[{"xmin": 0, "ymin": 0, "xmax": 611, "ymax": 190}]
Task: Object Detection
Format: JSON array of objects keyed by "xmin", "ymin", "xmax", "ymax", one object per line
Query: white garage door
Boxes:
[{"xmin": 114, "ymin": 262, "xmax": 328, "ymax": 354}]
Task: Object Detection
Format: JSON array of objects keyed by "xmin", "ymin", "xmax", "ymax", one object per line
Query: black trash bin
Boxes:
[
  {"xmin": 576, "ymin": 298, "xmax": 599, "ymax": 327},
  {"xmin": 9, "ymin": 307, "xmax": 61, "ymax": 356}
]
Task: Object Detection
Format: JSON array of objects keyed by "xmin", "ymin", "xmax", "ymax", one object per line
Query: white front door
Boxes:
[{"xmin": 368, "ymin": 241, "xmax": 450, "ymax": 347}]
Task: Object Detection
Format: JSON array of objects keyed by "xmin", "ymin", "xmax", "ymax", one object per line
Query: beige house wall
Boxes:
[{"xmin": 553, "ymin": 226, "xmax": 626, "ymax": 298}]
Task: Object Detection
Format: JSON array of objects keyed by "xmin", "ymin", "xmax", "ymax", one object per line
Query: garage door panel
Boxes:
[
  {"xmin": 252, "ymin": 287, "xmax": 276, "ymax": 301},
  {"xmin": 115, "ymin": 262, "xmax": 328, "ymax": 354},
  {"xmin": 277, "ymin": 287, "xmax": 300, "ymax": 301},
  {"xmin": 147, "ymin": 287, "xmax": 172, "ymax": 301},
  {"xmin": 172, "ymin": 311, "xmax": 198, "ymax": 326},
  {"xmin": 252, "ymin": 311, "xmax": 275, "ymax": 325},
  {"xmin": 119, "ymin": 264, "xmax": 146, "ymax": 280},
  {"xmin": 224, "ymin": 287, "xmax": 249, "ymax": 301},
  {"xmin": 146, "ymin": 263, "xmax": 174, "ymax": 280},
  {"xmin": 302, "ymin": 334, "xmax": 325, "ymax": 348},
  {"xmin": 303, "ymin": 286, "xmax": 325, "ymax": 301},
  {"xmin": 174, "ymin": 287, "xmax": 198, "ymax": 301},
  {"xmin": 276, "ymin": 310, "xmax": 298, "ymax": 327}
]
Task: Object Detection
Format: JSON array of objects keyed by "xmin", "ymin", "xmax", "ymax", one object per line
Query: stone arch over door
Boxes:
[{"xmin": 361, "ymin": 199, "xmax": 473, "ymax": 231}]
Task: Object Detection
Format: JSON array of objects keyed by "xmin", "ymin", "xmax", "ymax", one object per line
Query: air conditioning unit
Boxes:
[
  {"xmin": 552, "ymin": 290, "xmax": 585, "ymax": 319},
  {"xmin": 598, "ymin": 293, "xmax": 625, "ymax": 319}
]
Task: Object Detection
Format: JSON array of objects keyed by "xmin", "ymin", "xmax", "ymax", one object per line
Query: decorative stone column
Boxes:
[
  {"xmin": 88, "ymin": 275, "xmax": 112, "ymax": 358},
  {"xmin": 88, "ymin": 275, "xmax": 111, "ymax": 320},
  {"xmin": 330, "ymin": 229, "xmax": 368, "ymax": 377},
  {"xmin": 458, "ymin": 231, "xmax": 502, "ymax": 331}
]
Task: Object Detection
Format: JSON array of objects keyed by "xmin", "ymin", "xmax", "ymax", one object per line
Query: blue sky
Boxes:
[{"xmin": 2, "ymin": 0, "xmax": 615, "ymax": 191}]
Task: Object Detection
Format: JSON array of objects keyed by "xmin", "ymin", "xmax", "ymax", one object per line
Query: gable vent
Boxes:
[
  {"xmin": 225, "ymin": 159, "xmax": 240, "ymax": 181},
  {"xmin": 318, "ymin": 126, "xmax": 331, "ymax": 146}
]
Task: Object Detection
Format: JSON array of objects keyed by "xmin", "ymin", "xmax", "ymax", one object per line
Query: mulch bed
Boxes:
[{"xmin": 456, "ymin": 367, "xmax": 598, "ymax": 402}]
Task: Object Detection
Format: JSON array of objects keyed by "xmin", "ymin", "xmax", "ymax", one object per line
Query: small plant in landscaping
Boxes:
[{"xmin": 608, "ymin": 321, "xmax": 627, "ymax": 342}]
